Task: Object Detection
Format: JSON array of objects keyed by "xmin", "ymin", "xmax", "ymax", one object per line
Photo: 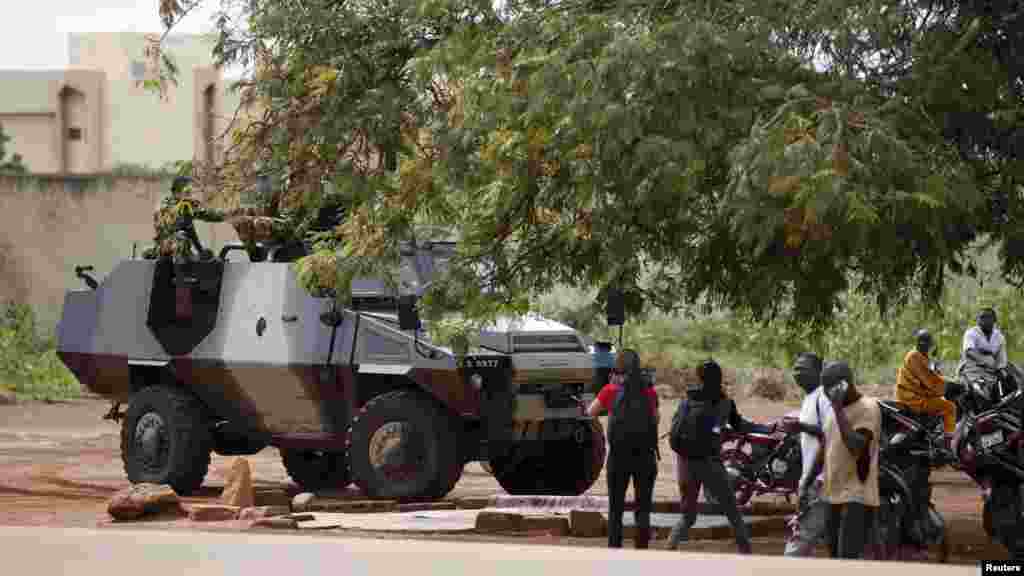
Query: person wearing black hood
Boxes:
[
  {"xmin": 587, "ymin": 349, "xmax": 660, "ymax": 549},
  {"xmin": 665, "ymin": 359, "xmax": 777, "ymax": 553}
]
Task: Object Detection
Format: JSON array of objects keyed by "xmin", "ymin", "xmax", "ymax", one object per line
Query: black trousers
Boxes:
[
  {"xmin": 827, "ymin": 503, "xmax": 876, "ymax": 559},
  {"xmin": 682, "ymin": 458, "xmax": 752, "ymax": 553},
  {"xmin": 607, "ymin": 448, "xmax": 658, "ymax": 549}
]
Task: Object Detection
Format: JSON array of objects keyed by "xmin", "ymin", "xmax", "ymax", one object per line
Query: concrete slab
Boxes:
[
  {"xmin": 293, "ymin": 507, "xmax": 769, "ymax": 536},
  {"xmin": 297, "ymin": 510, "xmax": 481, "ymax": 532}
]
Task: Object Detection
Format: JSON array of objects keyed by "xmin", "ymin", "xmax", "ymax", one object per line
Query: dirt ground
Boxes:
[{"xmin": 0, "ymin": 395, "xmax": 1008, "ymax": 564}]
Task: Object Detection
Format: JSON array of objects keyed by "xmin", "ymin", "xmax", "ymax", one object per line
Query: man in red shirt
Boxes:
[{"xmin": 587, "ymin": 349, "xmax": 659, "ymax": 548}]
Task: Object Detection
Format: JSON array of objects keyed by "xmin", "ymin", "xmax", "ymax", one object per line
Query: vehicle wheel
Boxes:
[
  {"xmin": 721, "ymin": 449, "xmax": 754, "ymax": 507},
  {"xmin": 347, "ymin": 389, "xmax": 460, "ymax": 501},
  {"xmin": 120, "ymin": 385, "xmax": 211, "ymax": 495},
  {"xmin": 424, "ymin": 408, "xmax": 464, "ymax": 500},
  {"xmin": 490, "ymin": 419, "xmax": 605, "ymax": 495},
  {"xmin": 281, "ymin": 450, "xmax": 350, "ymax": 492}
]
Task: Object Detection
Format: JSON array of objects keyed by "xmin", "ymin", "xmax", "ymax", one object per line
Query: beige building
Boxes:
[{"xmin": 0, "ymin": 32, "xmax": 242, "ymax": 174}]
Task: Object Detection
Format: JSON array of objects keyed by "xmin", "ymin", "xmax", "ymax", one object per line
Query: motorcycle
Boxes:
[
  {"xmin": 952, "ymin": 385, "xmax": 1024, "ymax": 559},
  {"xmin": 875, "ymin": 399, "xmax": 951, "ymax": 562},
  {"xmin": 718, "ymin": 412, "xmax": 802, "ymax": 507},
  {"xmin": 951, "ymin": 357, "xmax": 1023, "ymax": 418}
]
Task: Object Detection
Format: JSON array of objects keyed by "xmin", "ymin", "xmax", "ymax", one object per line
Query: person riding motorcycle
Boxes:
[{"xmin": 896, "ymin": 329, "xmax": 957, "ymax": 449}]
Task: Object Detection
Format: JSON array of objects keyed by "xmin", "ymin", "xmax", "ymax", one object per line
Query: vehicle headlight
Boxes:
[{"xmin": 470, "ymin": 373, "xmax": 483, "ymax": 391}]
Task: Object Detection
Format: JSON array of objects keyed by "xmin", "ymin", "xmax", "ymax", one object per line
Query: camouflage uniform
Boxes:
[{"xmin": 142, "ymin": 177, "xmax": 226, "ymax": 262}]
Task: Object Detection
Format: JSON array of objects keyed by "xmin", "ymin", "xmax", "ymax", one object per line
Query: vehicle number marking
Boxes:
[
  {"xmin": 459, "ymin": 358, "xmax": 500, "ymax": 369},
  {"xmin": 981, "ymin": 430, "xmax": 1004, "ymax": 450}
]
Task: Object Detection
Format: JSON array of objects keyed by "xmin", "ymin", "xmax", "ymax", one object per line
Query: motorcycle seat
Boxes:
[{"xmin": 879, "ymin": 400, "xmax": 944, "ymax": 429}]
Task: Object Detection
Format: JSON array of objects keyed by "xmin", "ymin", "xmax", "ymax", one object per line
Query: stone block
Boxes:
[
  {"xmin": 219, "ymin": 457, "xmax": 255, "ymax": 508},
  {"xmin": 475, "ymin": 511, "xmax": 524, "ymax": 533},
  {"xmin": 239, "ymin": 506, "xmax": 291, "ymax": 520},
  {"xmin": 312, "ymin": 500, "xmax": 398, "ymax": 513},
  {"xmin": 521, "ymin": 515, "xmax": 570, "ymax": 536},
  {"xmin": 107, "ymin": 484, "xmax": 180, "ymax": 521},
  {"xmin": 188, "ymin": 504, "xmax": 241, "ymax": 522},
  {"xmin": 249, "ymin": 517, "xmax": 299, "ymax": 530},
  {"xmin": 292, "ymin": 492, "xmax": 316, "ymax": 512},
  {"xmin": 254, "ymin": 490, "xmax": 293, "ymax": 508},
  {"xmin": 569, "ymin": 510, "xmax": 607, "ymax": 538}
]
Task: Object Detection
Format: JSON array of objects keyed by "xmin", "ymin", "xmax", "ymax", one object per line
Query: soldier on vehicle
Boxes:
[
  {"xmin": 587, "ymin": 349, "xmax": 659, "ymax": 549},
  {"xmin": 783, "ymin": 352, "xmax": 833, "ymax": 557},
  {"xmin": 666, "ymin": 358, "xmax": 776, "ymax": 553},
  {"xmin": 896, "ymin": 329, "xmax": 957, "ymax": 445},
  {"xmin": 143, "ymin": 176, "xmax": 225, "ymax": 262},
  {"xmin": 802, "ymin": 361, "xmax": 881, "ymax": 559}
]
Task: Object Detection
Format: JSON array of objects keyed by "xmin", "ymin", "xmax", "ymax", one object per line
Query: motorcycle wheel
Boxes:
[{"xmin": 720, "ymin": 449, "xmax": 755, "ymax": 507}]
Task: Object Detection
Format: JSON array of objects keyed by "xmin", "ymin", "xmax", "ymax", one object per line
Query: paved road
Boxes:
[{"xmin": 0, "ymin": 526, "xmax": 977, "ymax": 576}]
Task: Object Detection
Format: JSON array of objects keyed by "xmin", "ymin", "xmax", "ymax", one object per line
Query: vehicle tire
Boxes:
[
  {"xmin": 490, "ymin": 419, "xmax": 605, "ymax": 495},
  {"xmin": 120, "ymin": 385, "xmax": 211, "ymax": 496},
  {"xmin": 424, "ymin": 408, "xmax": 464, "ymax": 500},
  {"xmin": 720, "ymin": 448, "xmax": 754, "ymax": 507},
  {"xmin": 281, "ymin": 450, "xmax": 350, "ymax": 492},
  {"xmin": 347, "ymin": 389, "xmax": 460, "ymax": 501}
]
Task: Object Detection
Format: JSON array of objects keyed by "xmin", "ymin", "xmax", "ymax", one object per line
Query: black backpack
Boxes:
[
  {"xmin": 670, "ymin": 397, "xmax": 732, "ymax": 458},
  {"xmin": 608, "ymin": 381, "xmax": 657, "ymax": 452}
]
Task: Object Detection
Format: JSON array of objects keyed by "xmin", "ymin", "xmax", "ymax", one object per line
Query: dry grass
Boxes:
[
  {"xmin": 651, "ymin": 364, "xmax": 796, "ymax": 403},
  {"xmin": 745, "ymin": 368, "xmax": 790, "ymax": 401}
]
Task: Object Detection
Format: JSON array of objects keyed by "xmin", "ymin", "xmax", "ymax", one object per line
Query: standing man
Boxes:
[
  {"xmin": 896, "ymin": 329, "xmax": 957, "ymax": 446},
  {"xmin": 962, "ymin": 307, "xmax": 1008, "ymax": 371},
  {"xmin": 802, "ymin": 361, "xmax": 881, "ymax": 559},
  {"xmin": 587, "ymin": 349, "xmax": 659, "ymax": 549},
  {"xmin": 665, "ymin": 359, "xmax": 776, "ymax": 554},
  {"xmin": 784, "ymin": 352, "xmax": 833, "ymax": 557}
]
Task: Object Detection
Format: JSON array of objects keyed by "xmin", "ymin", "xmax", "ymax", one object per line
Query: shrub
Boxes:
[{"xmin": 0, "ymin": 303, "xmax": 81, "ymax": 401}]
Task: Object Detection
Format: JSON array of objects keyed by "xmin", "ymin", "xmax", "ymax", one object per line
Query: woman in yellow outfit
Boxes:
[{"xmin": 895, "ymin": 329, "xmax": 957, "ymax": 446}]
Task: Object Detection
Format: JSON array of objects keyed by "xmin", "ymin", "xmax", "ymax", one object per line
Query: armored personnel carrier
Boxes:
[{"xmin": 56, "ymin": 238, "xmax": 605, "ymax": 500}]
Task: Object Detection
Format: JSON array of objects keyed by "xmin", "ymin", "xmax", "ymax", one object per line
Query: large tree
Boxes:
[{"xmin": 154, "ymin": 0, "xmax": 1022, "ymax": 333}]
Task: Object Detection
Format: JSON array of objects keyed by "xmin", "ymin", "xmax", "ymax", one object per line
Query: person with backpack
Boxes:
[
  {"xmin": 665, "ymin": 359, "xmax": 777, "ymax": 553},
  {"xmin": 586, "ymin": 349, "xmax": 659, "ymax": 549}
]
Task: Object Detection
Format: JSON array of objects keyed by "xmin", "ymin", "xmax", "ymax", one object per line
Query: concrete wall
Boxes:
[
  {"xmin": 0, "ymin": 69, "xmax": 106, "ymax": 174},
  {"xmin": 0, "ymin": 174, "xmax": 237, "ymax": 333},
  {"xmin": 0, "ymin": 113, "xmax": 58, "ymax": 173}
]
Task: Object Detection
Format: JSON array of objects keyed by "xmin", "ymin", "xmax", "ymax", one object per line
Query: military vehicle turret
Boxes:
[{"xmin": 56, "ymin": 238, "xmax": 605, "ymax": 500}]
